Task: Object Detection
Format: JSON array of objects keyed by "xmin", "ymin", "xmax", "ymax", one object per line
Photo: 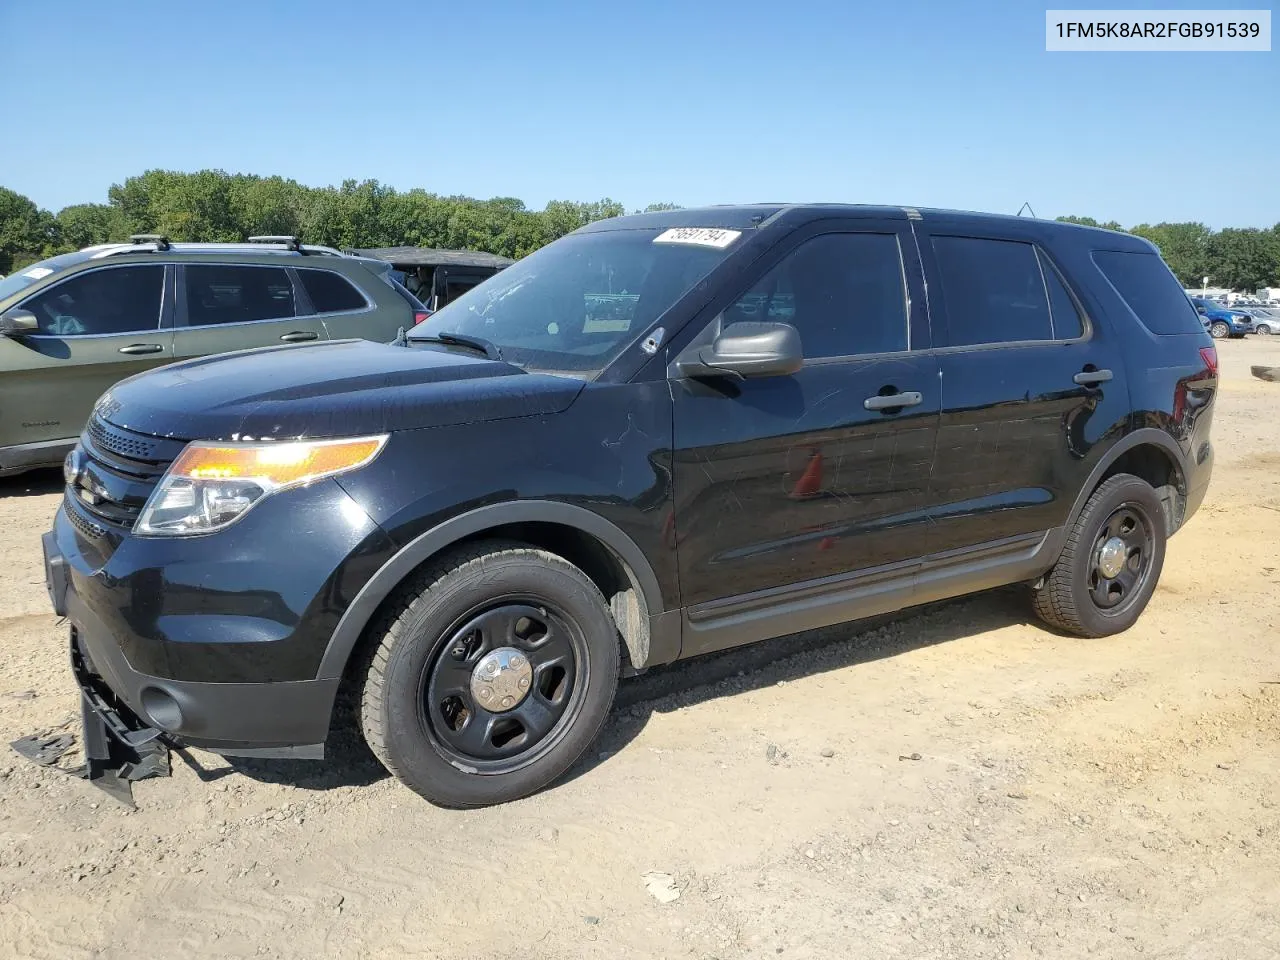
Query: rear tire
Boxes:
[
  {"xmin": 360, "ymin": 541, "xmax": 620, "ymax": 808},
  {"xmin": 1257, "ymin": 323, "xmax": 1272, "ymax": 336},
  {"xmin": 1032, "ymin": 474, "xmax": 1166, "ymax": 638}
]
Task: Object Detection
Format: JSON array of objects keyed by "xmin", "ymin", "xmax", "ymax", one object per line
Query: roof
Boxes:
[
  {"xmin": 348, "ymin": 247, "xmax": 515, "ymax": 269},
  {"xmin": 579, "ymin": 204, "xmax": 1154, "ymax": 251}
]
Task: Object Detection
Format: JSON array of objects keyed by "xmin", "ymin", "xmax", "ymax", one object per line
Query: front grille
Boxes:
[
  {"xmin": 87, "ymin": 416, "xmax": 158, "ymax": 460},
  {"xmin": 65, "ymin": 416, "xmax": 187, "ymax": 537},
  {"xmin": 66, "ymin": 503, "xmax": 108, "ymax": 540}
]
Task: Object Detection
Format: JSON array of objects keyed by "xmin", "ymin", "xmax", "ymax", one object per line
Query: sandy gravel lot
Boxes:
[{"xmin": 1, "ymin": 340, "xmax": 1278, "ymax": 960}]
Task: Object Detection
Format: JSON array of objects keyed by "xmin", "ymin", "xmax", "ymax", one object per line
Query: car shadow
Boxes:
[
  {"xmin": 217, "ymin": 586, "xmax": 1037, "ymax": 795},
  {"xmin": 0, "ymin": 467, "xmax": 63, "ymax": 498},
  {"xmin": 562, "ymin": 586, "xmax": 1038, "ymax": 787}
]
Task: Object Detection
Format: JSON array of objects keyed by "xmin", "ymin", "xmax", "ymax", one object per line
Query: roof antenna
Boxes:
[{"xmin": 1016, "ymin": 201, "xmax": 1038, "ymax": 218}]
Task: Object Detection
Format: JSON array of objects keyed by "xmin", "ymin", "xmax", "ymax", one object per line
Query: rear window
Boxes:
[
  {"xmin": 298, "ymin": 269, "xmax": 367, "ymax": 314},
  {"xmin": 931, "ymin": 236, "xmax": 1053, "ymax": 345},
  {"xmin": 184, "ymin": 265, "xmax": 295, "ymax": 326},
  {"xmin": 1092, "ymin": 250, "xmax": 1203, "ymax": 335}
]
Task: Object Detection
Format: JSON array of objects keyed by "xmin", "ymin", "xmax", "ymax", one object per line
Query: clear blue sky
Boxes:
[{"xmin": 3, "ymin": 0, "xmax": 1276, "ymax": 227}]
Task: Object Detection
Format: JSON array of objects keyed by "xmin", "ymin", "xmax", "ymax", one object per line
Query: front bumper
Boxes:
[{"xmin": 44, "ymin": 479, "xmax": 395, "ymax": 757}]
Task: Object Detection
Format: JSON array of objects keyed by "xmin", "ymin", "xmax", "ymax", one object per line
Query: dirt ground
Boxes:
[{"xmin": 1, "ymin": 340, "xmax": 1277, "ymax": 960}]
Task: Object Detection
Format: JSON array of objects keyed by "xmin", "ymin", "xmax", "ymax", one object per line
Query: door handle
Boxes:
[
  {"xmin": 117, "ymin": 344, "xmax": 163, "ymax": 355},
  {"xmin": 1073, "ymin": 368, "xmax": 1113, "ymax": 386},
  {"xmin": 279, "ymin": 331, "xmax": 319, "ymax": 343},
  {"xmin": 863, "ymin": 391, "xmax": 924, "ymax": 411}
]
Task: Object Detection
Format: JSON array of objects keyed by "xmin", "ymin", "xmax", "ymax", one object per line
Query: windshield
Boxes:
[
  {"xmin": 410, "ymin": 229, "xmax": 737, "ymax": 376},
  {"xmin": 0, "ymin": 252, "xmax": 90, "ymax": 302}
]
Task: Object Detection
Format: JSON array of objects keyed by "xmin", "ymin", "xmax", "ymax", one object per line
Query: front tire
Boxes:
[
  {"xmin": 1209, "ymin": 321, "xmax": 1230, "ymax": 339},
  {"xmin": 360, "ymin": 542, "xmax": 620, "ymax": 808},
  {"xmin": 1256, "ymin": 323, "xmax": 1272, "ymax": 336},
  {"xmin": 1032, "ymin": 474, "xmax": 1167, "ymax": 638}
]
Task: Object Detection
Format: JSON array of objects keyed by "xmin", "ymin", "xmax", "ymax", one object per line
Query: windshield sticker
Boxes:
[
  {"xmin": 652, "ymin": 227, "xmax": 742, "ymax": 249},
  {"xmin": 22, "ymin": 267, "xmax": 53, "ymax": 280}
]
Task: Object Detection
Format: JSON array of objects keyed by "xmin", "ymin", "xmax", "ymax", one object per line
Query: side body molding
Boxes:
[{"xmin": 316, "ymin": 500, "xmax": 675, "ymax": 680}]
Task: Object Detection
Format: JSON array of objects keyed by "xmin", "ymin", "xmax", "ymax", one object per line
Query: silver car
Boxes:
[{"xmin": 1235, "ymin": 307, "xmax": 1280, "ymax": 335}]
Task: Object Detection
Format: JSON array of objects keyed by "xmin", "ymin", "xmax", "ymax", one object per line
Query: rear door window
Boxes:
[
  {"xmin": 1038, "ymin": 250, "xmax": 1085, "ymax": 339},
  {"xmin": 297, "ymin": 269, "xmax": 368, "ymax": 314},
  {"xmin": 1092, "ymin": 250, "xmax": 1204, "ymax": 335},
  {"xmin": 20, "ymin": 265, "xmax": 165, "ymax": 336},
  {"xmin": 931, "ymin": 236, "xmax": 1052, "ymax": 346},
  {"xmin": 183, "ymin": 265, "xmax": 295, "ymax": 326}
]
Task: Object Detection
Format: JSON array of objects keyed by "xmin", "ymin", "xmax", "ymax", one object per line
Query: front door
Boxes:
[
  {"xmin": 670, "ymin": 223, "xmax": 940, "ymax": 655},
  {"xmin": 171, "ymin": 263, "xmax": 330, "ymax": 361},
  {"xmin": 1, "ymin": 263, "xmax": 173, "ymax": 450},
  {"xmin": 916, "ymin": 224, "xmax": 1131, "ymax": 553}
]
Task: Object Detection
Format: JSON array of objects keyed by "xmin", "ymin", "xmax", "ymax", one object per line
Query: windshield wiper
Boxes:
[{"xmin": 408, "ymin": 331, "xmax": 503, "ymax": 360}]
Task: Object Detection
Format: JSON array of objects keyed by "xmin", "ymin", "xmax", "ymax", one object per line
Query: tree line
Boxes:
[
  {"xmin": 2, "ymin": 169, "xmax": 1278, "ymax": 291},
  {"xmin": 1053, "ymin": 215, "xmax": 1279, "ymax": 292},
  {"xmin": 0, "ymin": 169, "xmax": 680, "ymax": 275}
]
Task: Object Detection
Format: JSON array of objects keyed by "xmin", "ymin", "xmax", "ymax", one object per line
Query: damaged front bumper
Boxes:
[
  {"xmin": 10, "ymin": 635, "xmax": 171, "ymax": 808},
  {"xmin": 69, "ymin": 635, "xmax": 172, "ymax": 806}
]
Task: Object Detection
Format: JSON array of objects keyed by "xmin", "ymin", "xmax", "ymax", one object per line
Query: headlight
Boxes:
[{"xmin": 135, "ymin": 435, "xmax": 387, "ymax": 536}]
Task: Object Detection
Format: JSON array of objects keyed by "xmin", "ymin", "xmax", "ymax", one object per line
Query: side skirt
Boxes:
[{"xmin": 679, "ymin": 529, "xmax": 1065, "ymax": 659}]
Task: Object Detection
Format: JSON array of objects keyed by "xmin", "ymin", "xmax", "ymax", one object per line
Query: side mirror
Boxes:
[
  {"xmin": 0, "ymin": 309, "xmax": 38, "ymax": 337},
  {"xmin": 1195, "ymin": 306, "xmax": 1207, "ymax": 315},
  {"xmin": 677, "ymin": 321, "xmax": 804, "ymax": 380}
]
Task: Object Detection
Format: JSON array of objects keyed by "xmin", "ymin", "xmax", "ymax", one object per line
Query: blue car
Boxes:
[{"xmin": 1191, "ymin": 298, "xmax": 1252, "ymax": 339}]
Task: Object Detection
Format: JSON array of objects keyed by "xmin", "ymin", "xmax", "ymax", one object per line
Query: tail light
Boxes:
[
  {"xmin": 1199, "ymin": 345, "xmax": 1218, "ymax": 376},
  {"xmin": 413, "ymin": 310, "xmax": 431, "ymax": 326}
]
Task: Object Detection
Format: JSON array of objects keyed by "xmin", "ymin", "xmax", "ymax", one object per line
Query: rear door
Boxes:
[
  {"xmin": 1, "ymin": 263, "xmax": 172, "ymax": 449},
  {"xmin": 917, "ymin": 223, "xmax": 1130, "ymax": 552},
  {"xmin": 171, "ymin": 263, "xmax": 329, "ymax": 360}
]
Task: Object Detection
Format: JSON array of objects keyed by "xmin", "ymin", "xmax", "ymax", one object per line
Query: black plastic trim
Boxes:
[
  {"xmin": 317, "ymin": 500, "xmax": 676, "ymax": 679},
  {"xmin": 0, "ymin": 437, "xmax": 76, "ymax": 475},
  {"xmin": 681, "ymin": 530, "xmax": 1060, "ymax": 659},
  {"xmin": 1062, "ymin": 428, "xmax": 1190, "ymax": 532}
]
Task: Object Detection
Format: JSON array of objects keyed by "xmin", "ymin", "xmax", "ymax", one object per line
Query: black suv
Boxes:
[{"xmin": 43, "ymin": 205, "xmax": 1216, "ymax": 808}]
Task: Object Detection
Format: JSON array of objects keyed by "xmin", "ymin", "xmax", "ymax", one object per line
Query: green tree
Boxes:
[
  {"xmin": 56, "ymin": 203, "xmax": 128, "ymax": 250},
  {"xmin": 0, "ymin": 186, "xmax": 58, "ymax": 273},
  {"xmin": 1055, "ymin": 215, "xmax": 1124, "ymax": 231},
  {"xmin": 1128, "ymin": 222, "xmax": 1211, "ymax": 287},
  {"xmin": 1207, "ymin": 228, "xmax": 1278, "ymax": 291}
]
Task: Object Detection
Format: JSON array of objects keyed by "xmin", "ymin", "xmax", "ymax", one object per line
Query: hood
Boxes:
[{"xmin": 96, "ymin": 339, "xmax": 585, "ymax": 441}]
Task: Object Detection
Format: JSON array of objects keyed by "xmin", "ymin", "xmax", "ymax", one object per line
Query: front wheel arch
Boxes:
[{"xmin": 319, "ymin": 502, "xmax": 674, "ymax": 684}]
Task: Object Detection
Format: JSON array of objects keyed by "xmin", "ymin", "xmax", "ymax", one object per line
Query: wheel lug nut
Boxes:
[{"xmin": 519, "ymin": 677, "xmax": 530, "ymax": 689}]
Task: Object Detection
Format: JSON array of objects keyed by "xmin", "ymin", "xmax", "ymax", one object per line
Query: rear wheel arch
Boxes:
[
  {"xmin": 1066, "ymin": 430, "xmax": 1188, "ymax": 537},
  {"xmin": 318, "ymin": 501, "xmax": 671, "ymax": 684}
]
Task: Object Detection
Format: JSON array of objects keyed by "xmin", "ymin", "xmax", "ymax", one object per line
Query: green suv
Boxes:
[{"xmin": 0, "ymin": 236, "xmax": 426, "ymax": 478}]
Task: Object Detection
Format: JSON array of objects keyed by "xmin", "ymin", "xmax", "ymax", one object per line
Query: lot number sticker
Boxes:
[{"xmin": 653, "ymin": 227, "xmax": 742, "ymax": 248}]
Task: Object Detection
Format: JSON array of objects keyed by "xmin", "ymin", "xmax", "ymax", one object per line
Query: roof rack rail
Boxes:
[
  {"xmin": 248, "ymin": 235, "xmax": 302, "ymax": 252},
  {"xmin": 129, "ymin": 233, "xmax": 171, "ymax": 251}
]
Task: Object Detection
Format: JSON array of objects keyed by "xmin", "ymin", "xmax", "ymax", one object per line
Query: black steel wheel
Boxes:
[
  {"xmin": 1032, "ymin": 473, "xmax": 1167, "ymax": 637},
  {"xmin": 1085, "ymin": 505, "xmax": 1155, "ymax": 616},
  {"xmin": 361, "ymin": 542, "xmax": 619, "ymax": 808},
  {"xmin": 422, "ymin": 601, "xmax": 586, "ymax": 772}
]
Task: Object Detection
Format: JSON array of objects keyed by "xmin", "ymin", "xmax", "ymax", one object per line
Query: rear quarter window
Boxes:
[
  {"xmin": 1091, "ymin": 250, "xmax": 1203, "ymax": 335},
  {"xmin": 298, "ymin": 269, "xmax": 369, "ymax": 314}
]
